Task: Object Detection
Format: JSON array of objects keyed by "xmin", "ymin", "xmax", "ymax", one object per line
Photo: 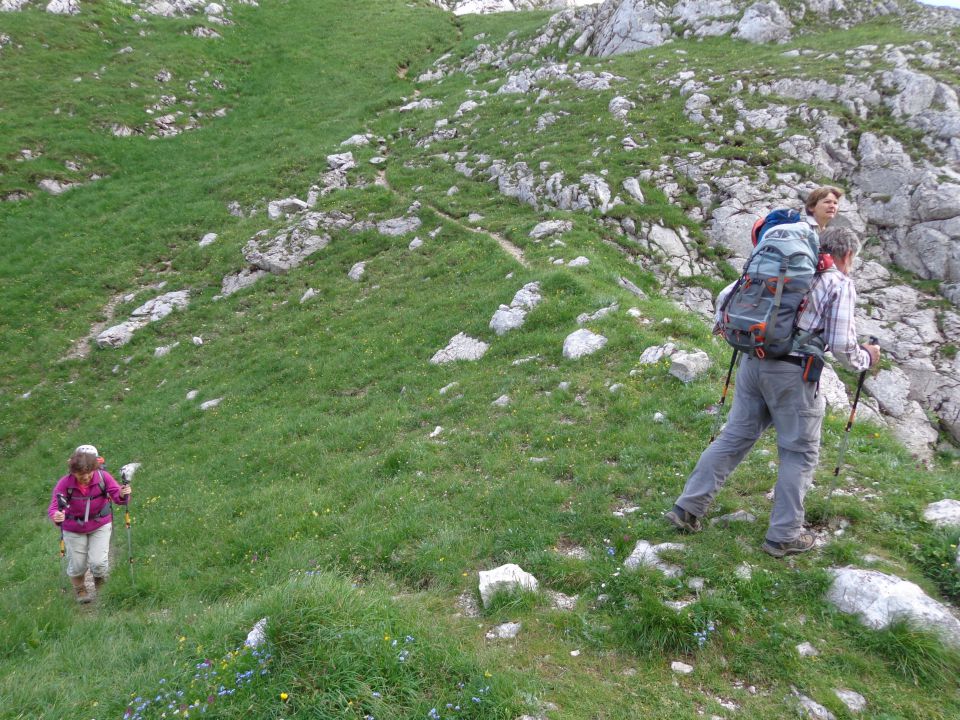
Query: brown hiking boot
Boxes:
[
  {"xmin": 761, "ymin": 531, "xmax": 816, "ymax": 558},
  {"xmin": 70, "ymin": 575, "xmax": 91, "ymax": 604},
  {"xmin": 665, "ymin": 505, "xmax": 702, "ymax": 533}
]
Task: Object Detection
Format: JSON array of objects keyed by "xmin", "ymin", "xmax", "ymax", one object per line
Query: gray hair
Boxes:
[{"xmin": 819, "ymin": 226, "xmax": 860, "ymax": 258}]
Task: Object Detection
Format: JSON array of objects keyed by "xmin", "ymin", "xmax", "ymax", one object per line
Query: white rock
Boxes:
[
  {"xmin": 154, "ymin": 342, "xmax": 179, "ymax": 358},
  {"xmin": 340, "ymin": 133, "xmax": 371, "ymax": 147},
  {"xmin": 439, "ymin": 382, "xmax": 459, "ymax": 396},
  {"xmin": 639, "ymin": 343, "xmax": 676, "ymax": 364},
  {"xmin": 408, "ymin": 236, "xmax": 423, "ymax": 250},
  {"xmin": 671, "ymin": 661, "xmax": 694, "ymax": 674},
  {"xmin": 199, "ymin": 232, "xmax": 218, "ymax": 247},
  {"xmin": 529, "ymin": 220, "xmax": 572, "ymax": 239},
  {"xmin": 796, "ymin": 641, "xmax": 819, "ymax": 657},
  {"xmin": 244, "ymin": 618, "xmax": 268, "ymax": 648},
  {"xmin": 478, "ymin": 563, "xmax": 538, "ymax": 608},
  {"xmin": 486, "ymin": 621, "xmax": 521, "ymax": 640},
  {"xmin": 300, "ymin": 288, "xmax": 317, "ymax": 304},
  {"xmin": 429, "ymin": 426, "xmax": 443, "ymax": 438},
  {"xmin": 834, "ymin": 689, "xmax": 867, "ymax": 713},
  {"xmin": 200, "ymin": 397, "xmax": 223, "ymax": 410},
  {"xmin": 653, "ymin": 412, "xmax": 665, "ymax": 423},
  {"xmin": 795, "ymin": 693, "xmax": 836, "ymax": 720},
  {"xmin": 46, "ymin": 0, "xmax": 80, "ymax": 15},
  {"xmin": 623, "ymin": 177, "xmax": 645, "ymax": 203},
  {"xmin": 492, "ymin": 394, "xmax": 511, "ymax": 407},
  {"xmin": 922, "ymin": 499, "xmax": 960, "ymax": 529},
  {"xmin": 377, "ymin": 216, "xmax": 422, "ymax": 236},
  {"xmin": 624, "ymin": 540, "xmax": 685, "ymax": 578},
  {"xmin": 669, "ymin": 350, "xmax": 711, "ymax": 383},
  {"xmin": 827, "ymin": 567, "xmax": 960, "ymax": 648},
  {"xmin": 326, "ymin": 152, "xmax": 356, "ymax": 171},
  {"xmin": 563, "ymin": 329, "xmax": 608, "ymax": 360},
  {"xmin": 348, "ymin": 261, "xmax": 366, "ymax": 281},
  {"xmin": 568, "ymin": 256, "xmax": 590, "ymax": 267},
  {"xmin": 187, "ymin": 390, "xmax": 199, "ymax": 400},
  {"xmin": 430, "ymin": 333, "xmax": 489, "ymax": 364},
  {"xmin": 490, "ymin": 305, "xmax": 527, "ymax": 335},
  {"xmin": 735, "ymin": 563, "xmax": 753, "ymax": 581}
]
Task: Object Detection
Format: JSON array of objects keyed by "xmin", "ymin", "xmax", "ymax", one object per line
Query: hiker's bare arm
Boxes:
[{"xmin": 862, "ymin": 343, "xmax": 880, "ymax": 367}]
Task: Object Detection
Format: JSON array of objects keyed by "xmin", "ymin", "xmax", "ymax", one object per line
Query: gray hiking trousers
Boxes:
[{"xmin": 675, "ymin": 354, "xmax": 825, "ymax": 543}]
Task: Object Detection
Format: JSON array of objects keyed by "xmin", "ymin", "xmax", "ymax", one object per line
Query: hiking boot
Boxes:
[
  {"xmin": 665, "ymin": 505, "xmax": 702, "ymax": 533},
  {"xmin": 70, "ymin": 575, "xmax": 91, "ymax": 604},
  {"xmin": 761, "ymin": 531, "xmax": 816, "ymax": 558}
]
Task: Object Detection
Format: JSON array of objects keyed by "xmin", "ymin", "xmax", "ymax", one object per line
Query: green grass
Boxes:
[{"xmin": 2, "ymin": 1, "xmax": 960, "ymax": 718}]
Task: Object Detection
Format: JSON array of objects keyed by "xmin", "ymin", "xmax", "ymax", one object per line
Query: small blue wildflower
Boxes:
[
  {"xmin": 428, "ymin": 708, "xmax": 440, "ymax": 720},
  {"xmin": 405, "ymin": 635, "xmax": 415, "ymax": 643}
]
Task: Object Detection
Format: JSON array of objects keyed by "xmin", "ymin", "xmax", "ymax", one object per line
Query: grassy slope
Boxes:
[{"xmin": 1, "ymin": 1, "xmax": 959, "ymax": 718}]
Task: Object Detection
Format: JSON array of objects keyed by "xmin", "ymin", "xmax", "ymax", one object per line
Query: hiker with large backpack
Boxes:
[
  {"xmin": 665, "ymin": 221, "xmax": 880, "ymax": 557},
  {"xmin": 48, "ymin": 445, "xmax": 132, "ymax": 602}
]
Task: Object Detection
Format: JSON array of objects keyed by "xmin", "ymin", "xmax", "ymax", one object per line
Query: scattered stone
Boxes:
[
  {"xmin": 300, "ymin": 288, "xmax": 316, "ymax": 304},
  {"xmin": 478, "ymin": 563, "xmax": 539, "ymax": 608},
  {"xmin": 154, "ymin": 341, "xmax": 179, "ymax": 358},
  {"xmin": 38, "ymin": 178, "xmax": 78, "ymax": 195},
  {"xmin": 430, "ymin": 333, "xmax": 489, "ymax": 364},
  {"xmin": 529, "ymin": 220, "xmax": 572, "ymax": 240},
  {"xmin": 408, "ymin": 236, "xmax": 423, "ymax": 250},
  {"xmin": 377, "ymin": 216, "xmax": 422, "ymax": 236},
  {"xmin": 439, "ymin": 382, "xmax": 459, "ymax": 395},
  {"xmin": 547, "ymin": 590, "xmax": 578, "ymax": 610},
  {"xmin": 200, "ymin": 397, "xmax": 223, "ymax": 410},
  {"xmin": 244, "ymin": 618, "xmax": 268, "ymax": 648},
  {"xmin": 429, "ymin": 426, "xmax": 443, "ymax": 438},
  {"xmin": 796, "ymin": 642, "xmax": 820, "ymax": 657},
  {"xmin": 624, "ymin": 540, "xmax": 685, "ymax": 578},
  {"xmin": 922, "ymin": 499, "xmax": 960, "ymax": 529},
  {"xmin": 827, "ymin": 567, "xmax": 960, "ymax": 648},
  {"xmin": 348, "ymin": 261, "xmax": 367, "ymax": 281},
  {"xmin": 834, "ymin": 689, "xmax": 867, "ymax": 713},
  {"xmin": 187, "ymin": 390, "xmax": 199, "ymax": 400},
  {"xmin": 794, "ymin": 692, "xmax": 836, "ymax": 720},
  {"xmin": 563, "ymin": 329, "xmax": 607, "ymax": 359},
  {"xmin": 671, "ymin": 661, "xmax": 694, "ymax": 674},
  {"xmin": 326, "ymin": 152, "xmax": 355, "ymax": 171},
  {"xmin": 639, "ymin": 343, "xmax": 676, "ymax": 364},
  {"xmin": 491, "ymin": 394, "xmax": 511, "ymax": 407},
  {"xmin": 711, "ymin": 510, "xmax": 757, "ymax": 527},
  {"xmin": 198, "ymin": 232, "xmax": 217, "ymax": 247},
  {"xmin": 486, "ymin": 621, "xmax": 521, "ymax": 640},
  {"xmin": 97, "ymin": 291, "xmax": 190, "ymax": 348},
  {"xmin": 577, "ymin": 303, "xmax": 617, "ymax": 325},
  {"xmin": 455, "ymin": 590, "xmax": 481, "ymax": 618},
  {"xmin": 653, "ymin": 411, "xmax": 666, "ymax": 423},
  {"xmin": 568, "ymin": 256, "xmax": 590, "ymax": 267},
  {"xmin": 735, "ymin": 563, "xmax": 753, "ymax": 581},
  {"xmin": 669, "ymin": 350, "xmax": 711, "ymax": 383}
]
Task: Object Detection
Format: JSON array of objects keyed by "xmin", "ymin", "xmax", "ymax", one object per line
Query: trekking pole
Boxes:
[
  {"xmin": 120, "ymin": 478, "xmax": 134, "ymax": 586},
  {"xmin": 56, "ymin": 493, "xmax": 68, "ymax": 594},
  {"xmin": 710, "ymin": 349, "xmax": 739, "ymax": 443},
  {"xmin": 826, "ymin": 336, "xmax": 879, "ymax": 517}
]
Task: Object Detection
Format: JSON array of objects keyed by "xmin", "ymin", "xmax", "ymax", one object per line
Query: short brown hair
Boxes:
[
  {"xmin": 805, "ymin": 185, "xmax": 844, "ymax": 213},
  {"xmin": 68, "ymin": 452, "xmax": 99, "ymax": 476}
]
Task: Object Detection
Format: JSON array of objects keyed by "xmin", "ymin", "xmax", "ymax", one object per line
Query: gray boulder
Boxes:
[
  {"xmin": 624, "ymin": 540, "xmax": 685, "ymax": 578},
  {"xmin": 430, "ymin": 333, "xmax": 489, "ymax": 364},
  {"xmin": 377, "ymin": 216, "xmax": 422, "ymax": 236},
  {"xmin": 923, "ymin": 499, "xmax": 960, "ymax": 529},
  {"xmin": 827, "ymin": 567, "xmax": 960, "ymax": 649},
  {"xmin": 733, "ymin": 2, "xmax": 792, "ymax": 44},
  {"xmin": 563, "ymin": 328, "xmax": 607, "ymax": 359},
  {"xmin": 478, "ymin": 563, "xmax": 538, "ymax": 608},
  {"xmin": 587, "ymin": 0, "xmax": 672, "ymax": 57},
  {"xmin": 669, "ymin": 350, "xmax": 711, "ymax": 383}
]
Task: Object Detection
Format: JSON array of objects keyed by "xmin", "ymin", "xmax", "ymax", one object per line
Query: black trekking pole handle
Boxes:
[{"xmin": 56, "ymin": 493, "xmax": 67, "ymax": 524}]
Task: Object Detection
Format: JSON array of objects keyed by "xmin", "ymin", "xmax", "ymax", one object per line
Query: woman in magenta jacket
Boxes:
[{"xmin": 48, "ymin": 445, "xmax": 132, "ymax": 602}]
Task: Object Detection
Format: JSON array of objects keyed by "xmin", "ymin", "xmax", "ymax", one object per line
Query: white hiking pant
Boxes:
[
  {"xmin": 64, "ymin": 523, "xmax": 112, "ymax": 578},
  {"xmin": 674, "ymin": 354, "xmax": 825, "ymax": 543}
]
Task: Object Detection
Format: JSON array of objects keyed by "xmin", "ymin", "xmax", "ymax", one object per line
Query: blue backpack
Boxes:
[{"xmin": 719, "ymin": 221, "xmax": 820, "ymax": 359}]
